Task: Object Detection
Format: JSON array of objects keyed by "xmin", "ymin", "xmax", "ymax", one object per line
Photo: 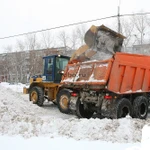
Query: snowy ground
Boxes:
[{"xmin": 0, "ymin": 82, "xmax": 150, "ymax": 150}]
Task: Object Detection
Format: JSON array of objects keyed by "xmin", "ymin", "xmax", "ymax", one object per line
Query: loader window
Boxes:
[
  {"xmin": 44, "ymin": 57, "xmax": 54, "ymax": 81},
  {"xmin": 55, "ymin": 57, "xmax": 69, "ymax": 82},
  {"xmin": 47, "ymin": 58, "xmax": 53, "ymax": 74},
  {"xmin": 56, "ymin": 57, "xmax": 68, "ymax": 70}
]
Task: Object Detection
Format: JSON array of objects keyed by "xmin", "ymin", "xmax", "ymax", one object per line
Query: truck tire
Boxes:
[
  {"xmin": 114, "ymin": 98, "xmax": 132, "ymax": 119},
  {"xmin": 57, "ymin": 90, "xmax": 70, "ymax": 114},
  {"xmin": 133, "ymin": 96, "xmax": 148, "ymax": 119},
  {"xmin": 76, "ymin": 99, "xmax": 94, "ymax": 119},
  {"xmin": 29, "ymin": 86, "xmax": 44, "ymax": 106}
]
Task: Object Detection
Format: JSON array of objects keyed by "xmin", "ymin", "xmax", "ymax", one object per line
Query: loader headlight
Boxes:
[
  {"xmin": 42, "ymin": 76, "xmax": 46, "ymax": 81},
  {"xmin": 59, "ymin": 70, "xmax": 64, "ymax": 74}
]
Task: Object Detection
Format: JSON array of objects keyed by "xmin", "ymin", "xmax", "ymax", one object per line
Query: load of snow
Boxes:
[{"xmin": 0, "ymin": 82, "xmax": 149, "ymax": 143}]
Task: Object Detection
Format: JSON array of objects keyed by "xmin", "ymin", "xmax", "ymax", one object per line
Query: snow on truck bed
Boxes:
[{"xmin": 0, "ymin": 82, "xmax": 150, "ymax": 144}]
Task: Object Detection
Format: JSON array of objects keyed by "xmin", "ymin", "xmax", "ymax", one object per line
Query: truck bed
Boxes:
[
  {"xmin": 108, "ymin": 52, "xmax": 150, "ymax": 94},
  {"xmin": 61, "ymin": 52, "xmax": 150, "ymax": 94},
  {"xmin": 61, "ymin": 58, "xmax": 113, "ymax": 89}
]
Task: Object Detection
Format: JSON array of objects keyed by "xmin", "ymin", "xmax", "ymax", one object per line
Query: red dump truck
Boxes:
[{"xmin": 57, "ymin": 52, "xmax": 150, "ymax": 119}]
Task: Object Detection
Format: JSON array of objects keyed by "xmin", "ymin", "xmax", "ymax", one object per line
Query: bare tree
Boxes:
[
  {"xmin": 14, "ymin": 40, "xmax": 28, "ymax": 82},
  {"xmin": 145, "ymin": 17, "xmax": 150, "ymax": 43},
  {"xmin": 23, "ymin": 34, "xmax": 42, "ymax": 77},
  {"xmin": 57, "ymin": 30, "xmax": 69, "ymax": 53},
  {"xmin": 29, "ymin": 49, "xmax": 42, "ymax": 76},
  {"xmin": 132, "ymin": 15, "xmax": 147, "ymax": 45},
  {"xmin": 69, "ymin": 29, "xmax": 78, "ymax": 50},
  {"xmin": 76, "ymin": 25, "xmax": 87, "ymax": 46},
  {"xmin": 2, "ymin": 46, "xmax": 13, "ymax": 82},
  {"xmin": 3, "ymin": 46, "xmax": 25, "ymax": 83},
  {"xmin": 3, "ymin": 45, "xmax": 13, "ymax": 53},
  {"xmin": 0, "ymin": 54, "xmax": 9, "ymax": 82},
  {"xmin": 25, "ymin": 34, "xmax": 41, "ymax": 50},
  {"xmin": 121, "ymin": 18, "xmax": 135, "ymax": 48},
  {"xmin": 16, "ymin": 39, "xmax": 25, "ymax": 51},
  {"xmin": 41, "ymin": 31, "xmax": 54, "ymax": 49}
]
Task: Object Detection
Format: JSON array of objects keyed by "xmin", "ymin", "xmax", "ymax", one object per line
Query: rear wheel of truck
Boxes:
[
  {"xmin": 76, "ymin": 99, "xmax": 94, "ymax": 119},
  {"xmin": 29, "ymin": 86, "xmax": 44, "ymax": 106},
  {"xmin": 114, "ymin": 98, "xmax": 132, "ymax": 119},
  {"xmin": 133, "ymin": 96, "xmax": 148, "ymax": 119},
  {"xmin": 57, "ymin": 90, "xmax": 70, "ymax": 114}
]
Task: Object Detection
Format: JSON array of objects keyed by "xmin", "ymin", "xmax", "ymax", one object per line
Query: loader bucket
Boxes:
[
  {"xmin": 23, "ymin": 87, "xmax": 29, "ymax": 94},
  {"xmin": 70, "ymin": 24, "xmax": 126, "ymax": 63},
  {"xmin": 70, "ymin": 45, "xmax": 89, "ymax": 61},
  {"xmin": 69, "ymin": 45, "xmax": 97, "ymax": 63},
  {"xmin": 84, "ymin": 25, "xmax": 126, "ymax": 54}
]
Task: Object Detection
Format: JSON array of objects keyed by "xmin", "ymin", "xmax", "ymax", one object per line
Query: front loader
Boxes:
[{"xmin": 26, "ymin": 55, "xmax": 70, "ymax": 106}]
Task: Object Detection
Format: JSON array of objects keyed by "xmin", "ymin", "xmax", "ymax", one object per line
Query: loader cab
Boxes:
[{"xmin": 42, "ymin": 55, "xmax": 70, "ymax": 83}]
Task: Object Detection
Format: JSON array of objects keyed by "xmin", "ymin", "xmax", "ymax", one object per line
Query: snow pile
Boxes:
[
  {"xmin": 125, "ymin": 124, "xmax": 150, "ymax": 150},
  {"xmin": 0, "ymin": 83, "xmax": 149, "ymax": 143},
  {"xmin": 0, "ymin": 82, "xmax": 27, "ymax": 93}
]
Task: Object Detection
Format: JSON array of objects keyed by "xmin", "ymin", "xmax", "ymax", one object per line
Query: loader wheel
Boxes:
[
  {"xmin": 57, "ymin": 90, "xmax": 70, "ymax": 114},
  {"xmin": 76, "ymin": 99, "xmax": 94, "ymax": 119},
  {"xmin": 29, "ymin": 86, "xmax": 44, "ymax": 106},
  {"xmin": 133, "ymin": 96, "xmax": 148, "ymax": 119},
  {"xmin": 114, "ymin": 98, "xmax": 132, "ymax": 119}
]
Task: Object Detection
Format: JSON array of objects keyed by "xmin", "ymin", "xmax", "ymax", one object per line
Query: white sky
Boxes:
[{"xmin": 0, "ymin": 0, "xmax": 150, "ymax": 53}]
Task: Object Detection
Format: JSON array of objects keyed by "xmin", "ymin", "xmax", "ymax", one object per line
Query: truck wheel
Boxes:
[
  {"xmin": 57, "ymin": 90, "xmax": 70, "ymax": 114},
  {"xmin": 29, "ymin": 86, "xmax": 44, "ymax": 106},
  {"xmin": 114, "ymin": 98, "xmax": 132, "ymax": 119},
  {"xmin": 76, "ymin": 99, "xmax": 94, "ymax": 119},
  {"xmin": 133, "ymin": 96, "xmax": 148, "ymax": 119}
]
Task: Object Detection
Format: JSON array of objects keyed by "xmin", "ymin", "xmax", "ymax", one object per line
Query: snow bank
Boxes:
[
  {"xmin": 124, "ymin": 124, "xmax": 150, "ymax": 150},
  {"xmin": 0, "ymin": 82, "xmax": 27, "ymax": 93},
  {"xmin": 0, "ymin": 82, "xmax": 149, "ymax": 143}
]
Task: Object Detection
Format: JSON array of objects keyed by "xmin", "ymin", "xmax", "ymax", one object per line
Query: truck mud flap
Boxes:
[{"xmin": 69, "ymin": 96, "xmax": 78, "ymax": 112}]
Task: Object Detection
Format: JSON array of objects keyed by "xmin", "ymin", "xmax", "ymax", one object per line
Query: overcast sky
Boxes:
[{"xmin": 0, "ymin": 0, "xmax": 150, "ymax": 53}]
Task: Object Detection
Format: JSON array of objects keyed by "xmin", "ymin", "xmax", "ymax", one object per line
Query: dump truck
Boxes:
[{"xmin": 58, "ymin": 52, "xmax": 150, "ymax": 119}]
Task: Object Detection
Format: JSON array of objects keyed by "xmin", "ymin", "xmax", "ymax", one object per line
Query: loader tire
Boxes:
[
  {"xmin": 114, "ymin": 98, "xmax": 132, "ymax": 119},
  {"xmin": 133, "ymin": 96, "xmax": 148, "ymax": 119},
  {"xmin": 57, "ymin": 90, "xmax": 70, "ymax": 114},
  {"xmin": 76, "ymin": 99, "xmax": 94, "ymax": 119},
  {"xmin": 29, "ymin": 86, "xmax": 44, "ymax": 106}
]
